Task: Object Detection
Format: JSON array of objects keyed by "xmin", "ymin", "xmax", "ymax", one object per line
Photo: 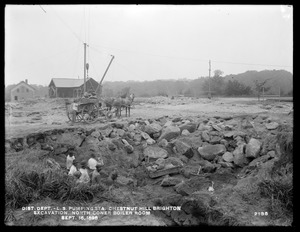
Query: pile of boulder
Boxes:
[
  {"xmin": 6, "ymin": 113, "xmax": 283, "ymax": 182},
  {"xmin": 5, "ymin": 112, "xmax": 291, "ymax": 225}
]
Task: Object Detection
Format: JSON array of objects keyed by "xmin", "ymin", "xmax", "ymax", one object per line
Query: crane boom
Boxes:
[{"xmin": 95, "ymin": 55, "xmax": 115, "ymax": 96}]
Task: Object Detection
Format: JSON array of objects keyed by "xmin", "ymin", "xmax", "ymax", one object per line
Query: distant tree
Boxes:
[
  {"xmin": 253, "ymin": 79, "xmax": 271, "ymax": 101},
  {"xmin": 225, "ymin": 80, "xmax": 252, "ymax": 96},
  {"xmin": 214, "ymin": 69, "xmax": 224, "ymax": 77},
  {"xmin": 183, "ymin": 88, "xmax": 194, "ymax": 97},
  {"xmin": 157, "ymin": 90, "xmax": 168, "ymax": 97},
  {"xmin": 202, "ymin": 76, "xmax": 226, "ymax": 96}
]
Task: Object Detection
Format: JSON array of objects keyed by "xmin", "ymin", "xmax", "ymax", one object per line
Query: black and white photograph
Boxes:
[{"xmin": 5, "ymin": 5, "xmax": 293, "ymax": 226}]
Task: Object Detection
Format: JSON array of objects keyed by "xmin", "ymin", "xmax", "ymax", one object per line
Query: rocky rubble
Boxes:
[{"xmin": 5, "ymin": 112, "xmax": 290, "ymax": 225}]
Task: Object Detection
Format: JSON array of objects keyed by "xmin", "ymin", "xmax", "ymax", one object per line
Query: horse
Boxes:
[
  {"xmin": 113, "ymin": 93, "xmax": 135, "ymax": 117},
  {"xmin": 103, "ymin": 97, "xmax": 115, "ymax": 112},
  {"xmin": 121, "ymin": 93, "xmax": 135, "ymax": 117}
]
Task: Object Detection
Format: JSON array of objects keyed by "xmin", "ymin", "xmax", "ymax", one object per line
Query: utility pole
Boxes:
[
  {"xmin": 83, "ymin": 42, "xmax": 87, "ymax": 93},
  {"xmin": 208, "ymin": 60, "xmax": 211, "ymax": 99}
]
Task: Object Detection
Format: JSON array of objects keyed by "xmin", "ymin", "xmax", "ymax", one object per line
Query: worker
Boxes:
[
  {"xmin": 68, "ymin": 162, "xmax": 78, "ymax": 176},
  {"xmin": 66, "ymin": 152, "xmax": 76, "ymax": 170},
  {"xmin": 77, "ymin": 161, "xmax": 90, "ymax": 184},
  {"xmin": 88, "ymin": 153, "xmax": 101, "ymax": 171},
  {"xmin": 91, "ymin": 164, "xmax": 102, "ymax": 185}
]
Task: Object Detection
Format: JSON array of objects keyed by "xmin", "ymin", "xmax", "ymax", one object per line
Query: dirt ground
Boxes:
[
  {"xmin": 5, "ymin": 97, "xmax": 293, "ymax": 139},
  {"xmin": 5, "ymin": 96, "xmax": 293, "ymax": 226}
]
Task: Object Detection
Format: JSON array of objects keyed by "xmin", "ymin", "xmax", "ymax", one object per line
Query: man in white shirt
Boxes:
[
  {"xmin": 77, "ymin": 161, "xmax": 90, "ymax": 184},
  {"xmin": 68, "ymin": 162, "xmax": 78, "ymax": 176},
  {"xmin": 66, "ymin": 152, "xmax": 76, "ymax": 170},
  {"xmin": 88, "ymin": 153, "xmax": 99, "ymax": 170}
]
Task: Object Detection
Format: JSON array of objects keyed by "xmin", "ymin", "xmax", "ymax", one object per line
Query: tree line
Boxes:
[{"xmin": 102, "ymin": 69, "xmax": 293, "ymax": 98}]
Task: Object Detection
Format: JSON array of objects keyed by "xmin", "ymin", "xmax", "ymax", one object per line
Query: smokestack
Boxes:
[{"xmin": 25, "ymin": 79, "xmax": 28, "ymax": 84}]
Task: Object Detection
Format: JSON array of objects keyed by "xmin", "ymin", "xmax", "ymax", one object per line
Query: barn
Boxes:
[
  {"xmin": 48, "ymin": 77, "xmax": 100, "ymax": 98},
  {"xmin": 10, "ymin": 79, "xmax": 35, "ymax": 102}
]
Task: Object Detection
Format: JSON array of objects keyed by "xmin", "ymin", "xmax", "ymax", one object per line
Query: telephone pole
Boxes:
[
  {"xmin": 208, "ymin": 60, "xmax": 211, "ymax": 99},
  {"xmin": 83, "ymin": 42, "xmax": 87, "ymax": 93}
]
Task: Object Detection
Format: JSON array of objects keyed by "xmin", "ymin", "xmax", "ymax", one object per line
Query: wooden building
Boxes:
[
  {"xmin": 10, "ymin": 79, "xmax": 35, "ymax": 102},
  {"xmin": 48, "ymin": 78, "xmax": 100, "ymax": 98}
]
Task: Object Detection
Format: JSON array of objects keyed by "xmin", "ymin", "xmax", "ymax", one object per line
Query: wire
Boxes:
[
  {"xmin": 89, "ymin": 45, "xmax": 113, "ymax": 58},
  {"xmin": 25, "ymin": 45, "xmax": 79, "ymax": 66},
  {"xmin": 113, "ymin": 60, "xmax": 141, "ymax": 80},
  {"xmin": 39, "ymin": 5, "xmax": 47, "ymax": 13},
  {"xmin": 88, "ymin": 43, "xmax": 292, "ymax": 68},
  {"xmin": 83, "ymin": 6, "xmax": 86, "ymax": 41},
  {"xmin": 211, "ymin": 60, "xmax": 292, "ymax": 68},
  {"xmin": 49, "ymin": 6, "xmax": 84, "ymax": 44}
]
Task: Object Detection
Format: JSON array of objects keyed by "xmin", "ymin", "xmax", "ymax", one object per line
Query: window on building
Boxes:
[
  {"xmin": 14, "ymin": 96, "xmax": 18, "ymax": 100},
  {"xmin": 17, "ymin": 88, "xmax": 19, "ymax": 93}
]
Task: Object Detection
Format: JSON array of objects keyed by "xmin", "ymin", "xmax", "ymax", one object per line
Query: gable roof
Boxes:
[
  {"xmin": 11, "ymin": 81, "xmax": 36, "ymax": 92},
  {"xmin": 50, "ymin": 78, "xmax": 84, "ymax": 88},
  {"xmin": 49, "ymin": 78, "xmax": 97, "ymax": 88}
]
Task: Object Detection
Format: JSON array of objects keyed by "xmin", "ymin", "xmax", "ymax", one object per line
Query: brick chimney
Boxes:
[{"xmin": 25, "ymin": 79, "xmax": 28, "ymax": 84}]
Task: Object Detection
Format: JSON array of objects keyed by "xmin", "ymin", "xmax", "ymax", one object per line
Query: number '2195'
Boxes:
[{"xmin": 254, "ymin": 212, "xmax": 268, "ymax": 216}]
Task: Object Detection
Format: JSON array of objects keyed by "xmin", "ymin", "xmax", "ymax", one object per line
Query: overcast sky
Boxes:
[{"xmin": 5, "ymin": 5, "xmax": 293, "ymax": 86}]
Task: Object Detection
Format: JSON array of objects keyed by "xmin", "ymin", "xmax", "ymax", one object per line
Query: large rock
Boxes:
[
  {"xmin": 175, "ymin": 177, "xmax": 211, "ymax": 196},
  {"xmin": 261, "ymin": 135, "xmax": 277, "ymax": 155},
  {"xmin": 223, "ymin": 131, "xmax": 236, "ymax": 138},
  {"xmin": 158, "ymin": 126, "xmax": 181, "ymax": 141},
  {"xmin": 233, "ymin": 144, "xmax": 249, "ymax": 167},
  {"xmin": 210, "ymin": 136, "xmax": 222, "ymax": 144},
  {"xmin": 140, "ymin": 131, "xmax": 151, "ymax": 140},
  {"xmin": 265, "ymin": 122, "xmax": 279, "ymax": 130},
  {"xmin": 175, "ymin": 136, "xmax": 203, "ymax": 150},
  {"xmin": 133, "ymin": 133, "xmax": 142, "ymax": 142},
  {"xmin": 222, "ymin": 152, "xmax": 234, "ymax": 163},
  {"xmin": 181, "ymin": 129, "xmax": 190, "ymax": 136},
  {"xmin": 174, "ymin": 140, "xmax": 194, "ymax": 159},
  {"xmin": 201, "ymin": 131, "xmax": 210, "ymax": 142},
  {"xmin": 245, "ymin": 138, "xmax": 262, "ymax": 158},
  {"xmin": 116, "ymin": 129, "xmax": 125, "ymax": 137},
  {"xmin": 197, "ymin": 144, "xmax": 226, "ymax": 161},
  {"xmin": 146, "ymin": 137, "xmax": 156, "ymax": 145},
  {"xmin": 143, "ymin": 146, "xmax": 168, "ymax": 161},
  {"xmin": 248, "ymin": 153, "xmax": 272, "ymax": 167},
  {"xmin": 116, "ymin": 176, "xmax": 135, "ymax": 186},
  {"xmin": 198, "ymin": 160, "xmax": 216, "ymax": 173},
  {"xmin": 91, "ymin": 131, "xmax": 101, "ymax": 138},
  {"xmin": 161, "ymin": 176, "xmax": 183, "ymax": 187},
  {"xmin": 128, "ymin": 124, "xmax": 136, "ymax": 132},
  {"xmin": 114, "ymin": 121, "xmax": 127, "ymax": 129},
  {"xmin": 144, "ymin": 123, "xmax": 162, "ymax": 135},
  {"xmin": 179, "ymin": 122, "xmax": 197, "ymax": 133},
  {"xmin": 158, "ymin": 139, "xmax": 168, "ymax": 148},
  {"xmin": 122, "ymin": 139, "xmax": 134, "ymax": 153},
  {"xmin": 212, "ymin": 124, "xmax": 222, "ymax": 132},
  {"xmin": 56, "ymin": 132, "xmax": 85, "ymax": 147},
  {"xmin": 165, "ymin": 157, "xmax": 184, "ymax": 167}
]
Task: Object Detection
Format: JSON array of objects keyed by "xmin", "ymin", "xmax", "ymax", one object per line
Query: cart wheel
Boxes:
[
  {"xmin": 67, "ymin": 111, "xmax": 83, "ymax": 122},
  {"xmin": 82, "ymin": 104, "xmax": 99, "ymax": 124}
]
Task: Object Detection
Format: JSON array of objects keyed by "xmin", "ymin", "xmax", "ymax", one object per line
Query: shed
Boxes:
[{"xmin": 48, "ymin": 77, "xmax": 100, "ymax": 98}]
